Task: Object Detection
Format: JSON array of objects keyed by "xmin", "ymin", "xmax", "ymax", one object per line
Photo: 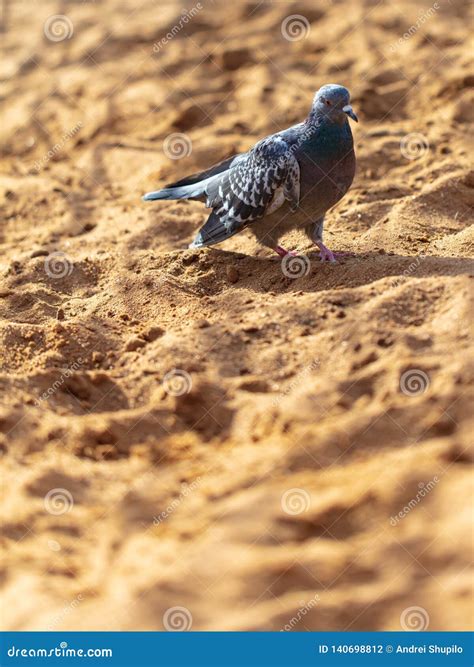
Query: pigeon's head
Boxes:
[{"xmin": 311, "ymin": 84, "xmax": 358, "ymax": 124}]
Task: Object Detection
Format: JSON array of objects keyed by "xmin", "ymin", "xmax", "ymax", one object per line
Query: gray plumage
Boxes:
[{"xmin": 143, "ymin": 84, "xmax": 358, "ymax": 259}]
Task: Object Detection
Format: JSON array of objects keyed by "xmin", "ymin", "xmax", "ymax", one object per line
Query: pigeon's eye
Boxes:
[{"xmin": 325, "ymin": 99, "xmax": 332, "ymax": 106}]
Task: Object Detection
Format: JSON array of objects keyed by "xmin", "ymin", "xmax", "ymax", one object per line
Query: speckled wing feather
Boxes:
[{"xmin": 191, "ymin": 135, "xmax": 300, "ymax": 247}]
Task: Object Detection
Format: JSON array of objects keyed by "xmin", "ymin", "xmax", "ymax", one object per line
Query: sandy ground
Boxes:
[{"xmin": 0, "ymin": 0, "xmax": 473, "ymax": 632}]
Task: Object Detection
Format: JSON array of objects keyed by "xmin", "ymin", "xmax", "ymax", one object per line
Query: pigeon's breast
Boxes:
[{"xmin": 297, "ymin": 125, "xmax": 355, "ymax": 218}]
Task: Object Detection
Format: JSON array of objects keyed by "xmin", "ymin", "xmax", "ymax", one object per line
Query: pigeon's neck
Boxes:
[
  {"xmin": 303, "ymin": 112, "xmax": 353, "ymax": 148},
  {"xmin": 306, "ymin": 109, "xmax": 348, "ymax": 129}
]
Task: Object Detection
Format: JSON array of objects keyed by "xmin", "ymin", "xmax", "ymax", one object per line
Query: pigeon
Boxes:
[{"xmin": 143, "ymin": 83, "xmax": 358, "ymax": 262}]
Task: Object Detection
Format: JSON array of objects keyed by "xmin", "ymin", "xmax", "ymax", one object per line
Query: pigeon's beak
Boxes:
[{"xmin": 343, "ymin": 104, "xmax": 358, "ymax": 122}]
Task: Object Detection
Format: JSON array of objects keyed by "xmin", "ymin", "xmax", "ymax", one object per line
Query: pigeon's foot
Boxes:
[
  {"xmin": 316, "ymin": 241, "xmax": 353, "ymax": 263},
  {"xmin": 274, "ymin": 246, "xmax": 298, "ymax": 258}
]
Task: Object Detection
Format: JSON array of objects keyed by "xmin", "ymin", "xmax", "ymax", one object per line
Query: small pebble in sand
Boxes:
[
  {"xmin": 142, "ymin": 326, "xmax": 164, "ymax": 342},
  {"xmin": 226, "ymin": 266, "xmax": 239, "ymax": 283},
  {"xmin": 92, "ymin": 351, "xmax": 104, "ymax": 364},
  {"xmin": 31, "ymin": 249, "xmax": 49, "ymax": 258},
  {"xmin": 125, "ymin": 337, "xmax": 146, "ymax": 352}
]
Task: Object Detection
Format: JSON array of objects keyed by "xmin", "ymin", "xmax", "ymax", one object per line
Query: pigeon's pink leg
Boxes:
[
  {"xmin": 316, "ymin": 241, "xmax": 353, "ymax": 263},
  {"xmin": 274, "ymin": 246, "xmax": 298, "ymax": 258}
]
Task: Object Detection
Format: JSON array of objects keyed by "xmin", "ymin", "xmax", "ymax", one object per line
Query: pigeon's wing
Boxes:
[{"xmin": 191, "ymin": 135, "xmax": 300, "ymax": 248}]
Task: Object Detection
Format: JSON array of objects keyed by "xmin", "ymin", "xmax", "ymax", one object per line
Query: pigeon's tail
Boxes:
[
  {"xmin": 142, "ymin": 182, "xmax": 206, "ymax": 202},
  {"xmin": 142, "ymin": 152, "xmax": 243, "ymax": 203},
  {"xmin": 189, "ymin": 211, "xmax": 242, "ymax": 249}
]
